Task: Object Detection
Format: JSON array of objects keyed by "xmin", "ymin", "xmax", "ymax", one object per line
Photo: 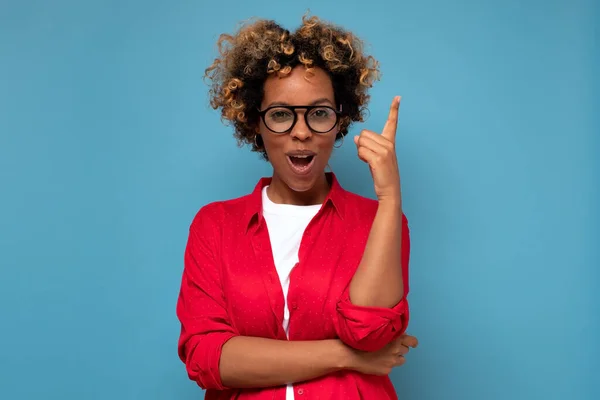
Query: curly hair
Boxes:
[{"xmin": 204, "ymin": 14, "xmax": 380, "ymax": 160}]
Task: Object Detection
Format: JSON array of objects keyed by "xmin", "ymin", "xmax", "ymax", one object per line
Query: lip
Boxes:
[
  {"xmin": 286, "ymin": 153, "xmax": 316, "ymax": 176},
  {"xmin": 285, "ymin": 150, "xmax": 316, "ymax": 157}
]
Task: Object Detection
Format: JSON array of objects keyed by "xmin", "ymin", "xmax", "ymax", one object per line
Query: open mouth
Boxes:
[{"xmin": 286, "ymin": 154, "xmax": 316, "ymax": 175}]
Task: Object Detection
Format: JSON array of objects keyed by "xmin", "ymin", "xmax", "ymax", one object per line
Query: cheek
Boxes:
[
  {"xmin": 322, "ymin": 134, "xmax": 338, "ymax": 150},
  {"xmin": 260, "ymin": 134, "xmax": 286, "ymax": 160},
  {"xmin": 315, "ymin": 138, "xmax": 336, "ymax": 162}
]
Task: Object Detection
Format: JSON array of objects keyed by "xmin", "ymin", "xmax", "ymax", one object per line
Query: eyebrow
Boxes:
[{"xmin": 265, "ymin": 97, "xmax": 335, "ymax": 108}]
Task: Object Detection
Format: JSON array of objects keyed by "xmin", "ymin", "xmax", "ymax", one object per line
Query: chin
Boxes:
[{"xmin": 284, "ymin": 176, "xmax": 317, "ymax": 192}]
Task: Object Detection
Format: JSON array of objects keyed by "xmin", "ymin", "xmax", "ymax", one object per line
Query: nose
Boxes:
[{"xmin": 289, "ymin": 111, "xmax": 312, "ymax": 141}]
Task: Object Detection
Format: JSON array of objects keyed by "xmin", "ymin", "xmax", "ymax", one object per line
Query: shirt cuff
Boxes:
[
  {"xmin": 185, "ymin": 331, "xmax": 238, "ymax": 390},
  {"xmin": 336, "ymin": 295, "xmax": 409, "ymax": 352}
]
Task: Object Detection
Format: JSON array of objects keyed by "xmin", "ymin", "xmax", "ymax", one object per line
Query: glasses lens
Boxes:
[
  {"xmin": 263, "ymin": 106, "xmax": 338, "ymax": 133},
  {"xmin": 264, "ymin": 107, "xmax": 295, "ymax": 133},
  {"xmin": 307, "ymin": 107, "xmax": 337, "ymax": 133}
]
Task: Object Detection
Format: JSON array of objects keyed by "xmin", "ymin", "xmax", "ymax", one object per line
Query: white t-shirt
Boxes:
[{"xmin": 261, "ymin": 186, "xmax": 321, "ymax": 400}]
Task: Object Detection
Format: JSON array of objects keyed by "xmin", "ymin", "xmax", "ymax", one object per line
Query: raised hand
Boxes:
[{"xmin": 354, "ymin": 96, "xmax": 402, "ymax": 203}]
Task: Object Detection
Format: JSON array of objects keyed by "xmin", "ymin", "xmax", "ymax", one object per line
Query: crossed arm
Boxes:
[{"xmin": 176, "ymin": 207, "xmax": 411, "ymax": 390}]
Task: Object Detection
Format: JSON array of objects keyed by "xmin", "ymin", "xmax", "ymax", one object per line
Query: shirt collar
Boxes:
[{"xmin": 244, "ymin": 172, "xmax": 346, "ymax": 232}]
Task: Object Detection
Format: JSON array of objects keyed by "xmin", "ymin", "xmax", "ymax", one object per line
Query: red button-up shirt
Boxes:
[{"xmin": 176, "ymin": 173, "xmax": 410, "ymax": 399}]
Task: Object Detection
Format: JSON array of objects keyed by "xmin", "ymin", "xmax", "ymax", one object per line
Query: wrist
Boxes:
[
  {"xmin": 377, "ymin": 197, "xmax": 402, "ymax": 211},
  {"xmin": 333, "ymin": 340, "xmax": 358, "ymax": 371},
  {"xmin": 377, "ymin": 185, "xmax": 402, "ymax": 207}
]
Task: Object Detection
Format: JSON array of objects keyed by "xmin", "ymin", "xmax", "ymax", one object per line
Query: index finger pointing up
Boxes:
[{"xmin": 382, "ymin": 96, "xmax": 401, "ymax": 143}]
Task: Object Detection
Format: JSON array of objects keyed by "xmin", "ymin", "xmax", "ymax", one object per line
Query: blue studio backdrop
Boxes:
[{"xmin": 1, "ymin": 1, "xmax": 598, "ymax": 399}]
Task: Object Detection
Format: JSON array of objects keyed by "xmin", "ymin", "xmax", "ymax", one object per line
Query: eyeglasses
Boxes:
[{"xmin": 257, "ymin": 105, "xmax": 342, "ymax": 134}]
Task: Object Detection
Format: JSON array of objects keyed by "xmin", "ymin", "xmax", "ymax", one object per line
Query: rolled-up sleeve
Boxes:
[
  {"xmin": 335, "ymin": 213, "xmax": 411, "ymax": 352},
  {"xmin": 176, "ymin": 207, "xmax": 237, "ymax": 390}
]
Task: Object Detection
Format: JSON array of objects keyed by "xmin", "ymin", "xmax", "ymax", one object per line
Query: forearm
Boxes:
[
  {"xmin": 220, "ymin": 336, "xmax": 349, "ymax": 388},
  {"xmin": 349, "ymin": 199, "xmax": 404, "ymax": 308}
]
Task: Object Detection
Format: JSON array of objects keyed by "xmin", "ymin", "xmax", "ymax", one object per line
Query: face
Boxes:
[{"xmin": 257, "ymin": 66, "xmax": 339, "ymax": 197}]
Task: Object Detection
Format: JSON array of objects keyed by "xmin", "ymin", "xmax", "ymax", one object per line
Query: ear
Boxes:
[
  {"xmin": 253, "ymin": 132, "xmax": 263, "ymax": 148},
  {"xmin": 252, "ymin": 116, "xmax": 263, "ymax": 133}
]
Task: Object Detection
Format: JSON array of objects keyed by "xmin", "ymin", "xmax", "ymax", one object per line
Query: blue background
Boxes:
[{"xmin": 1, "ymin": 0, "xmax": 598, "ymax": 399}]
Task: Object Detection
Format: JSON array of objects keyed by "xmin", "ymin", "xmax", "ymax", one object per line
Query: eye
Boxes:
[
  {"xmin": 310, "ymin": 107, "xmax": 334, "ymax": 119},
  {"xmin": 267, "ymin": 108, "xmax": 293, "ymax": 122}
]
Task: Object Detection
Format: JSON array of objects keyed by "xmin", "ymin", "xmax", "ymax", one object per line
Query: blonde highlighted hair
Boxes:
[{"xmin": 204, "ymin": 14, "xmax": 380, "ymax": 160}]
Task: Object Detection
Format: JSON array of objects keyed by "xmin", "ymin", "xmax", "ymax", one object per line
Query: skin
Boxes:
[
  {"xmin": 220, "ymin": 65, "xmax": 415, "ymax": 389},
  {"xmin": 220, "ymin": 335, "xmax": 418, "ymax": 389},
  {"xmin": 350, "ymin": 97, "xmax": 405, "ymax": 307},
  {"xmin": 257, "ymin": 66, "xmax": 337, "ymax": 205}
]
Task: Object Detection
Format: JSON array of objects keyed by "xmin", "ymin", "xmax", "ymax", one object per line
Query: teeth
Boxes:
[{"xmin": 291, "ymin": 155, "xmax": 311, "ymax": 158}]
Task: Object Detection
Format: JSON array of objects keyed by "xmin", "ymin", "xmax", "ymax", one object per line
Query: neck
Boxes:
[{"xmin": 267, "ymin": 173, "xmax": 330, "ymax": 205}]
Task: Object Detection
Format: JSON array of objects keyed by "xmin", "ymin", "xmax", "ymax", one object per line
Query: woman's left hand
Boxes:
[{"xmin": 354, "ymin": 96, "xmax": 402, "ymax": 203}]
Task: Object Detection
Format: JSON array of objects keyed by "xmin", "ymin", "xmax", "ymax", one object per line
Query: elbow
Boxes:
[
  {"xmin": 183, "ymin": 357, "xmax": 220, "ymax": 390},
  {"xmin": 179, "ymin": 332, "xmax": 237, "ymax": 390},
  {"xmin": 335, "ymin": 320, "xmax": 404, "ymax": 352},
  {"xmin": 335, "ymin": 297, "xmax": 409, "ymax": 352},
  {"xmin": 180, "ymin": 342, "xmax": 221, "ymax": 390}
]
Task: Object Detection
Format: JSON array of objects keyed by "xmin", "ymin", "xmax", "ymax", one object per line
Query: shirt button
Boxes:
[
  {"xmin": 297, "ymin": 388, "xmax": 304, "ymax": 395},
  {"xmin": 291, "ymin": 302, "xmax": 298, "ymax": 310}
]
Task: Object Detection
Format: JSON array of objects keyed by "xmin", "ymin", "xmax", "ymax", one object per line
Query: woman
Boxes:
[{"xmin": 176, "ymin": 14, "xmax": 418, "ymax": 400}]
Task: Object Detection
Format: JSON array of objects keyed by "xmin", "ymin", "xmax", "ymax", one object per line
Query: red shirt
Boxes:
[{"xmin": 176, "ymin": 172, "xmax": 410, "ymax": 399}]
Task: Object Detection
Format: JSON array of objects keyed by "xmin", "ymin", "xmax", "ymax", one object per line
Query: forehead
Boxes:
[{"xmin": 261, "ymin": 66, "xmax": 334, "ymax": 107}]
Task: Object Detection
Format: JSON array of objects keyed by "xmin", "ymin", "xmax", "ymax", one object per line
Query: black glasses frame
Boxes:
[{"xmin": 257, "ymin": 105, "xmax": 343, "ymax": 134}]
